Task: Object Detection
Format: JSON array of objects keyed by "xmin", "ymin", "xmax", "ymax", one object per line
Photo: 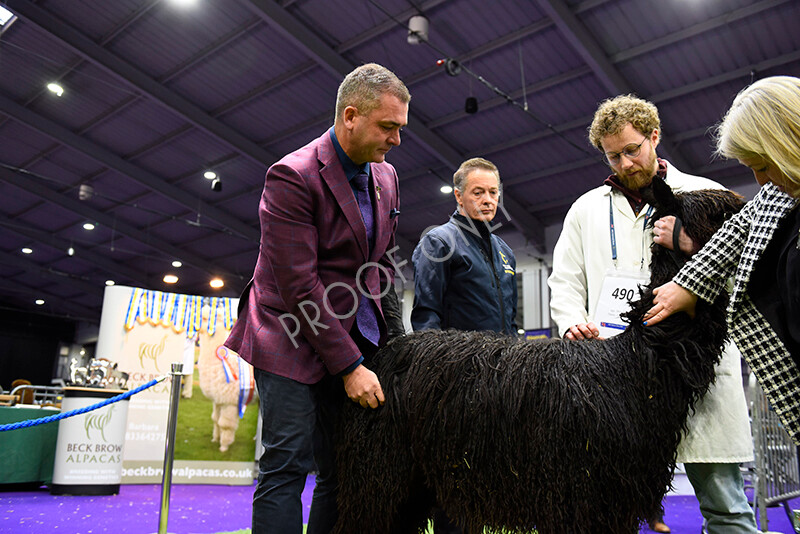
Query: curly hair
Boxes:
[
  {"xmin": 714, "ymin": 76, "xmax": 800, "ymax": 187},
  {"xmin": 588, "ymin": 95, "xmax": 661, "ymax": 150}
]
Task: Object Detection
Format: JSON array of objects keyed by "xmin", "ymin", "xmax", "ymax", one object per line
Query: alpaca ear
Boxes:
[{"xmin": 640, "ymin": 176, "xmax": 678, "ymax": 213}]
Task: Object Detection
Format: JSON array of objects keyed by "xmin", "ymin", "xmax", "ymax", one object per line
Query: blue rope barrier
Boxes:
[{"xmin": 0, "ymin": 376, "xmax": 168, "ymax": 432}]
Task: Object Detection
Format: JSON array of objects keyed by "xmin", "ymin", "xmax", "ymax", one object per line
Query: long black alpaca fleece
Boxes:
[{"xmin": 334, "ymin": 182, "xmax": 745, "ymax": 534}]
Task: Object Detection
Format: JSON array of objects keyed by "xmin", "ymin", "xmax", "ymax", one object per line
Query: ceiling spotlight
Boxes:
[
  {"xmin": 172, "ymin": 260, "xmax": 183, "ymax": 268},
  {"xmin": 0, "ymin": 6, "xmax": 16, "ymax": 26},
  {"xmin": 35, "ymin": 299, "xmax": 45, "ymax": 305},
  {"xmin": 407, "ymin": 15, "xmax": 429, "ymax": 44},
  {"xmin": 211, "ymin": 177, "xmax": 222, "ymax": 192},
  {"xmin": 203, "ymin": 170, "xmax": 217, "ymax": 180},
  {"xmin": 83, "ymin": 222, "xmax": 96, "ymax": 231},
  {"xmin": 465, "ymin": 96, "xmax": 478, "ymax": 114},
  {"xmin": 21, "ymin": 247, "xmax": 33, "ymax": 254},
  {"xmin": 105, "ymin": 280, "xmax": 115, "ymax": 286},
  {"xmin": 47, "ymin": 82, "xmax": 64, "ymax": 97},
  {"xmin": 67, "ymin": 246, "xmax": 75, "ymax": 256},
  {"xmin": 440, "ymin": 185, "xmax": 453, "ymax": 194},
  {"xmin": 210, "ymin": 278, "xmax": 224, "ymax": 289},
  {"xmin": 163, "ymin": 274, "xmax": 179, "ymax": 284},
  {"xmin": 79, "ymin": 183, "xmax": 94, "ymax": 200}
]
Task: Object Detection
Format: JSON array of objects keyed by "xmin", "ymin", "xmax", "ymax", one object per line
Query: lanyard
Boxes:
[{"xmin": 609, "ymin": 194, "xmax": 654, "ymax": 268}]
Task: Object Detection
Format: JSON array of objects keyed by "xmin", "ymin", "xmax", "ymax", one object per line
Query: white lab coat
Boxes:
[{"xmin": 548, "ymin": 161, "xmax": 753, "ymax": 462}]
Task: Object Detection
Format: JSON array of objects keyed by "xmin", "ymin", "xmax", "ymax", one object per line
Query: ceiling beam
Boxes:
[
  {"xmin": 534, "ymin": 0, "xmax": 631, "ymax": 95},
  {"xmin": 5, "ymin": 0, "xmax": 279, "ymax": 167},
  {"xmin": 239, "ymin": 0, "xmax": 547, "ymax": 253},
  {"xmin": 427, "ymin": 67, "xmax": 592, "ymax": 129},
  {"xmin": 256, "ymin": 1, "xmax": 798, "ymax": 172},
  {"xmin": 0, "ymin": 249, "xmax": 105, "ymax": 298},
  {"xmin": 335, "ymin": 0, "xmax": 450, "ymax": 53},
  {"xmin": 0, "ymin": 212, "xmax": 153, "ymax": 287},
  {"xmin": 611, "ymin": 0, "xmax": 792, "ymax": 63},
  {"xmin": 403, "ymin": 19, "xmax": 555, "ymax": 86},
  {"xmin": 170, "ymin": 0, "xmax": 451, "ymax": 125},
  {"xmin": 240, "ymin": 0, "xmax": 467, "ymax": 168},
  {"xmin": 650, "ymin": 49, "xmax": 800, "ymax": 104},
  {"xmin": 0, "ymin": 93, "xmax": 259, "ymax": 241},
  {"xmin": 1, "ymin": 166, "xmax": 239, "ymax": 279},
  {"xmin": 534, "ymin": 0, "xmax": 690, "ymax": 170},
  {"xmin": 0, "ymin": 277, "xmax": 102, "ymax": 320}
]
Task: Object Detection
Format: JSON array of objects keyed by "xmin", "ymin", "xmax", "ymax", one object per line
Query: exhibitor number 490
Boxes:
[{"xmin": 612, "ymin": 287, "xmax": 635, "ymax": 301}]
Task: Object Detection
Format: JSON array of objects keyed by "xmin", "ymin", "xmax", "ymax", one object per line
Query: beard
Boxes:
[{"xmin": 615, "ymin": 155, "xmax": 658, "ymax": 190}]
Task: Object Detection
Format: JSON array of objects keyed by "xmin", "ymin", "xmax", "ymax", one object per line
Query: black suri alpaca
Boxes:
[{"xmin": 334, "ymin": 179, "xmax": 745, "ymax": 534}]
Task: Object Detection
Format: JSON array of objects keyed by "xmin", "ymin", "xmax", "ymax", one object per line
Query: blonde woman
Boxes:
[{"xmin": 645, "ymin": 75, "xmax": 800, "ymax": 444}]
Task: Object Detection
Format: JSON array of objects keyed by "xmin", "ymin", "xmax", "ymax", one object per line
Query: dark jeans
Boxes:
[{"xmin": 252, "ymin": 369, "xmax": 344, "ymax": 534}]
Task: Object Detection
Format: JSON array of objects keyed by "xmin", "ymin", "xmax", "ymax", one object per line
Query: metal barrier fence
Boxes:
[
  {"xmin": 9, "ymin": 384, "xmax": 63, "ymax": 406},
  {"xmin": 752, "ymin": 378, "xmax": 800, "ymax": 533}
]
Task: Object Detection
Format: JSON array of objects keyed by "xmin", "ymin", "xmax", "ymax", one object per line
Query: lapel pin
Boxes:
[{"xmin": 375, "ymin": 185, "xmax": 382, "ymax": 201}]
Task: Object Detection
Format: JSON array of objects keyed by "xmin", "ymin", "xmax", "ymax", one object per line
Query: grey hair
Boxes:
[
  {"xmin": 453, "ymin": 157, "xmax": 501, "ymax": 193},
  {"xmin": 335, "ymin": 63, "xmax": 411, "ymax": 122}
]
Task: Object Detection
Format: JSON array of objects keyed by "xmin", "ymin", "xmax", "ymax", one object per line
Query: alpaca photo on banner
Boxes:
[
  {"xmin": 333, "ymin": 180, "xmax": 746, "ymax": 534},
  {"xmin": 94, "ymin": 287, "xmax": 257, "ymax": 485}
]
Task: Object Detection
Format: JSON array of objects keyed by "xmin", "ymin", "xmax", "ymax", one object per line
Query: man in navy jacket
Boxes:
[
  {"xmin": 412, "ymin": 157, "xmax": 517, "ymax": 336},
  {"xmin": 411, "ymin": 157, "xmax": 517, "ymax": 534}
]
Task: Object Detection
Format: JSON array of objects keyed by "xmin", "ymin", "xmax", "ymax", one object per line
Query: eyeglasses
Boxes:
[{"xmin": 603, "ymin": 135, "xmax": 650, "ymax": 166}]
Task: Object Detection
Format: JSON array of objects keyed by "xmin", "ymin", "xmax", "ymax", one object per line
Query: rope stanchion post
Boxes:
[{"xmin": 158, "ymin": 363, "xmax": 184, "ymax": 534}]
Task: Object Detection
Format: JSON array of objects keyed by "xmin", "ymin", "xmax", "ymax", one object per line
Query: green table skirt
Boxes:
[{"xmin": 0, "ymin": 405, "xmax": 60, "ymax": 484}]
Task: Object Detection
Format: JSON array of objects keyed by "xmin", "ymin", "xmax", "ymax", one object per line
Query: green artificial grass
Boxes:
[{"xmin": 174, "ymin": 368, "xmax": 259, "ymax": 461}]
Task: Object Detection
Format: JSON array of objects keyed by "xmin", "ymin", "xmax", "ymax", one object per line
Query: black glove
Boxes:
[{"xmin": 381, "ymin": 287, "xmax": 405, "ymax": 340}]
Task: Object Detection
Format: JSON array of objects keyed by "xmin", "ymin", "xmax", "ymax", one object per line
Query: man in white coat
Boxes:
[{"xmin": 548, "ymin": 95, "xmax": 755, "ymax": 533}]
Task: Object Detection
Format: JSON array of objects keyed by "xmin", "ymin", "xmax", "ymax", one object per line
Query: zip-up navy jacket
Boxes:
[{"xmin": 411, "ymin": 211, "xmax": 517, "ymax": 335}]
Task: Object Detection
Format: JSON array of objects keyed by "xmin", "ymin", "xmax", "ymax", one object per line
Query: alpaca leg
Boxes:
[
  {"xmin": 181, "ymin": 371, "xmax": 193, "ymax": 398},
  {"xmin": 391, "ymin": 479, "xmax": 436, "ymax": 534},
  {"xmin": 211, "ymin": 404, "xmax": 220, "ymax": 443},
  {"xmin": 217, "ymin": 404, "xmax": 240, "ymax": 452},
  {"xmin": 335, "ymin": 459, "xmax": 419, "ymax": 534},
  {"xmin": 334, "ymin": 415, "xmax": 418, "ymax": 533}
]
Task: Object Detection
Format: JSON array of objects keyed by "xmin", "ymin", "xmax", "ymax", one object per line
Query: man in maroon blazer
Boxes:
[{"xmin": 225, "ymin": 63, "xmax": 410, "ymax": 534}]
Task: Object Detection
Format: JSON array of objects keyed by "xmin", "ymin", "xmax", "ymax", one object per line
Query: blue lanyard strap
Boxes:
[
  {"xmin": 609, "ymin": 194, "xmax": 654, "ymax": 266},
  {"xmin": 609, "ymin": 195, "xmax": 618, "ymax": 262}
]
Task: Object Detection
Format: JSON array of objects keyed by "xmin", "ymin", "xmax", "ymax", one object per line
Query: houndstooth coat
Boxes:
[{"xmin": 675, "ymin": 182, "xmax": 800, "ymax": 445}]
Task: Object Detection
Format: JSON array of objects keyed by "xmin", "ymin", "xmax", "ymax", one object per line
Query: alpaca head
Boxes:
[
  {"xmin": 622, "ymin": 179, "xmax": 745, "ymax": 375},
  {"xmin": 640, "ymin": 177, "xmax": 745, "ymax": 288}
]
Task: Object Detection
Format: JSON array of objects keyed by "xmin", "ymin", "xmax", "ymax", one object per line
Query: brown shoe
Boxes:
[{"xmin": 648, "ymin": 520, "xmax": 671, "ymax": 533}]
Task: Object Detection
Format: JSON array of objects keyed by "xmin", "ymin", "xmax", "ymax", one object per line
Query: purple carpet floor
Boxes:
[{"xmin": 2, "ymin": 475, "xmax": 799, "ymax": 533}]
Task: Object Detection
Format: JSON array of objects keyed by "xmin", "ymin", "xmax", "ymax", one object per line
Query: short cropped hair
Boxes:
[
  {"xmin": 715, "ymin": 75, "xmax": 800, "ymax": 186},
  {"xmin": 453, "ymin": 157, "xmax": 500, "ymax": 193},
  {"xmin": 588, "ymin": 94, "xmax": 661, "ymax": 150},
  {"xmin": 335, "ymin": 63, "xmax": 411, "ymax": 122}
]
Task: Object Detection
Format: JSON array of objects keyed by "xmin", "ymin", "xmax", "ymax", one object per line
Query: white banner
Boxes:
[{"xmin": 96, "ymin": 285, "xmax": 256, "ymax": 485}]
